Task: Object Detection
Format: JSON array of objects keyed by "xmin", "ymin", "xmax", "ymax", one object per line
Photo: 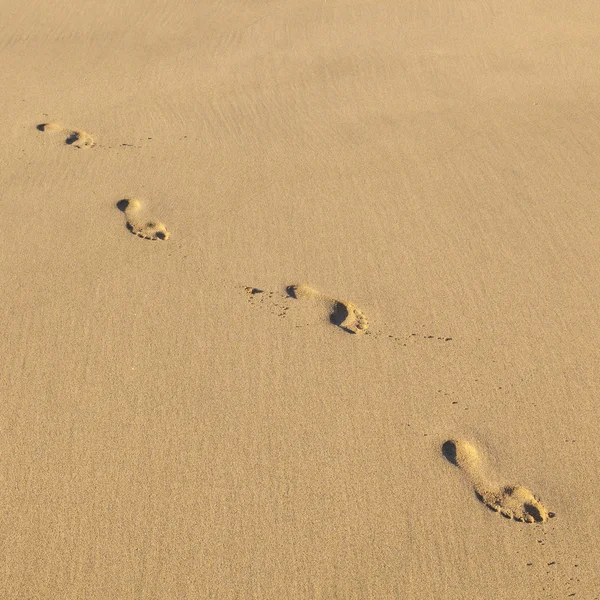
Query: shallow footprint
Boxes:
[
  {"xmin": 286, "ymin": 284, "xmax": 368, "ymax": 334},
  {"xmin": 116, "ymin": 199, "xmax": 169, "ymax": 240},
  {"xmin": 442, "ymin": 439, "xmax": 553, "ymax": 523},
  {"xmin": 37, "ymin": 122, "xmax": 95, "ymax": 149}
]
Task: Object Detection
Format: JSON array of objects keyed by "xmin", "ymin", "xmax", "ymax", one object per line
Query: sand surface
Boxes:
[{"xmin": 1, "ymin": 1, "xmax": 599, "ymax": 598}]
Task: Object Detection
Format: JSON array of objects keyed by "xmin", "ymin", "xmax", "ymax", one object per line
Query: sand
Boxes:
[{"xmin": 1, "ymin": 0, "xmax": 599, "ymax": 598}]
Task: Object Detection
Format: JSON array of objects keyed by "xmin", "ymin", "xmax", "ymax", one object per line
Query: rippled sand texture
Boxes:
[{"xmin": 1, "ymin": 0, "xmax": 598, "ymax": 598}]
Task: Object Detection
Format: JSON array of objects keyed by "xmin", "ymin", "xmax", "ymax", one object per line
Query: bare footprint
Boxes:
[
  {"xmin": 116, "ymin": 199, "xmax": 169, "ymax": 240},
  {"xmin": 37, "ymin": 122, "xmax": 95, "ymax": 149},
  {"xmin": 286, "ymin": 284, "xmax": 368, "ymax": 334},
  {"xmin": 442, "ymin": 439, "xmax": 554, "ymax": 523}
]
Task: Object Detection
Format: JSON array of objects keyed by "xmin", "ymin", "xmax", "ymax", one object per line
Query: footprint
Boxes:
[
  {"xmin": 116, "ymin": 199, "xmax": 169, "ymax": 240},
  {"xmin": 286, "ymin": 284, "xmax": 368, "ymax": 334},
  {"xmin": 37, "ymin": 122, "xmax": 95, "ymax": 149},
  {"xmin": 442, "ymin": 439, "xmax": 554, "ymax": 523}
]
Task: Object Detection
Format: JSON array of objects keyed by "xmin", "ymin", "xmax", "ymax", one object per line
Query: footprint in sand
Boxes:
[
  {"xmin": 37, "ymin": 122, "xmax": 95, "ymax": 149},
  {"xmin": 286, "ymin": 284, "xmax": 368, "ymax": 334},
  {"xmin": 442, "ymin": 439, "xmax": 554, "ymax": 523},
  {"xmin": 116, "ymin": 199, "xmax": 169, "ymax": 240}
]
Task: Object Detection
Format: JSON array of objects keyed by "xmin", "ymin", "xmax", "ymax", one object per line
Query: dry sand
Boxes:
[{"xmin": 1, "ymin": 0, "xmax": 599, "ymax": 598}]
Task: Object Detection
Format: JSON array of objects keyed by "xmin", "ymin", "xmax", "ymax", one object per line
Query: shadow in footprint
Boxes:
[
  {"xmin": 285, "ymin": 285, "xmax": 298, "ymax": 299},
  {"xmin": 65, "ymin": 132, "xmax": 80, "ymax": 145},
  {"xmin": 329, "ymin": 301, "xmax": 354, "ymax": 334},
  {"xmin": 442, "ymin": 440, "xmax": 459, "ymax": 466},
  {"xmin": 116, "ymin": 199, "xmax": 131, "ymax": 212},
  {"xmin": 523, "ymin": 501, "xmax": 546, "ymax": 523}
]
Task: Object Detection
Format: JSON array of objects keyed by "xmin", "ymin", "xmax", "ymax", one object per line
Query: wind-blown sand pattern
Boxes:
[
  {"xmin": 442, "ymin": 440, "xmax": 553, "ymax": 523},
  {"xmin": 117, "ymin": 199, "xmax": 169, "ymax": 240},
  {"xmin": 37, "ymin": 122, "xmax": 94, "ymax": 148},
  {"xmin": 286, "ymin": 284, "xmax": 368, "ymax": 334},
  {"xmin": 3, "ymin": 0, "xmax": 598, "ymax": 598}
]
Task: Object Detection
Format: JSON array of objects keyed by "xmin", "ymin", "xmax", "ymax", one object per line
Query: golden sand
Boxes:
[{"xmin": 1, "ymin": 0, "xmax": 597, "ymax": 597}]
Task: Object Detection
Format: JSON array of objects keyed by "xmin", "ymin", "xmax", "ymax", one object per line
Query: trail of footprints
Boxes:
[
  {"xmin": 37, "ymin": 123, "xmax": 169, "ymax": 240},
  {"xmin": 35, "ymin": 121, "xmax": 554, "ymax": 525}
]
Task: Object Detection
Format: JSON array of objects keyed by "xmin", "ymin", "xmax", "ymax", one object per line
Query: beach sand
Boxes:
[{"xmin": 1, "ymin": 0, "xmax": 599, "ymax": 597}]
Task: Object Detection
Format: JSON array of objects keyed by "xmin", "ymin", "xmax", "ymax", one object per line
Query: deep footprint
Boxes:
[
  {"xmin": 116, "ymin": 199, "xmax": 169, "ymax": 240},
  {"xmin": 286, "ymin": 284, "xmax": 368, "ymax": 334},
  {"xmin": 442, "ymin": 439, "xmax": 554, "ymax": 523},
  {"xmin": 37, "ymin": 122, "xmax": 95, "ymax": 148}
]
